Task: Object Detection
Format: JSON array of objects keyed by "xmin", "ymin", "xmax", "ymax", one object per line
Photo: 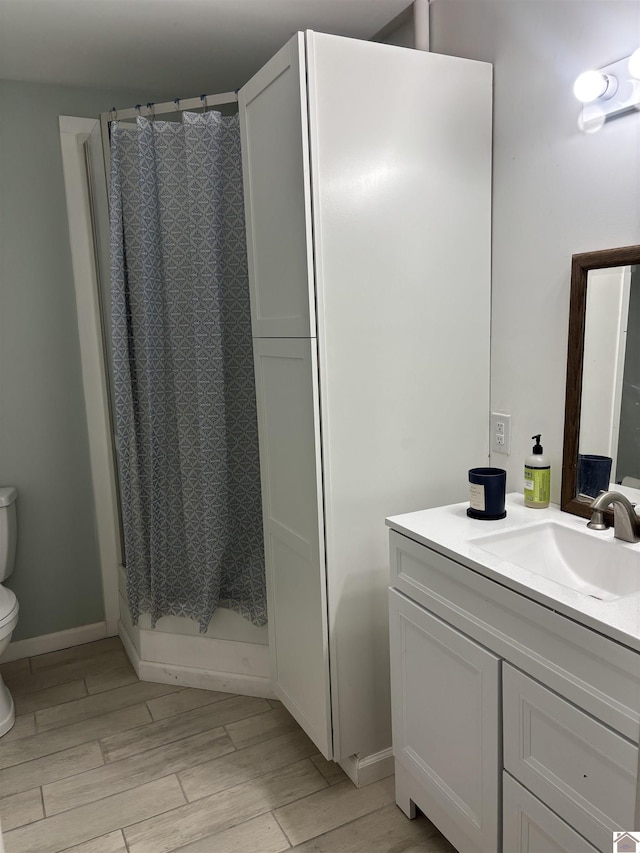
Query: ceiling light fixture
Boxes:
[{"xmin": 574, "ymin": 50, "xmax": 640, "ymax": 130}]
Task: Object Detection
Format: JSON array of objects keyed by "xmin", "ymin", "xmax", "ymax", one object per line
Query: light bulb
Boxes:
[
  {"xmin": 573, "ymin": 70, "xmax": 610, "ymax": 103},
  {"xmin": 629, "ymin": 48, "xmax": 640, "ymax": 80}
]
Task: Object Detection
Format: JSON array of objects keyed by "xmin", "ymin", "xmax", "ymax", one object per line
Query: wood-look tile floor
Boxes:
[{"xmin": 0, "ymin": 637, "xmax": 456, "ymax": 853}]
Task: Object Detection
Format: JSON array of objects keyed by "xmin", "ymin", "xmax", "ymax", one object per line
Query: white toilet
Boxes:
[{"xmin": 0, "ymin": 487, "xmax": 19, "ymax": 737}]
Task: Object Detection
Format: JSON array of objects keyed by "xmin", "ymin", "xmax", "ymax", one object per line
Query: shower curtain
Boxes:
[{"xmin": 109, "ymin": 111, "xmax": 266, "ymax": 631}]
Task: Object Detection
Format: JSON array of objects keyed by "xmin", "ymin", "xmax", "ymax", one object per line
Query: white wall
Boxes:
[{"xmin": 428, "ymin": 0, "xmax": 640, "ymax": 503}]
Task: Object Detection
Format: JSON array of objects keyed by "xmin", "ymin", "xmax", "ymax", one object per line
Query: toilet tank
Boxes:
[{"xmin": 0, "ymin": 487, "xmax": 17, "ymax": 583}]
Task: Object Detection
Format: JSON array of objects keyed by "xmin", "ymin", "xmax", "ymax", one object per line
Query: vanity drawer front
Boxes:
[
  {"xmin": 389, "ymin": 530, "xmax": 640, "ymax": 741},
  {"xmin": 503, "ymin": 664, "xmax": 638, "ymax": 853},
  {"xmin": 503, "ymin": 772, "xmax": 599, "ymax": 853}
]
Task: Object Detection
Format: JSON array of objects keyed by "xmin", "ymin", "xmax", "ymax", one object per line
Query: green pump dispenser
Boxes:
[{"xmin": 524, "ymin": 433, "xmax": 550, "ymax": 508}]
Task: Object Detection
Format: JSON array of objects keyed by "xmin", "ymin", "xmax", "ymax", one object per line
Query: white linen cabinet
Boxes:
[{"xmin": 238, "ymin": 31, "xmax": 493, "ymax": 771}]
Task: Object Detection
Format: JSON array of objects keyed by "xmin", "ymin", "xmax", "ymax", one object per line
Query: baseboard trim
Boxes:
[
  {"xmin": 2, "ymin": 622, "xmax": 109, "ymax": 663},
  {"xmin": 118, "ymin": 620, "xmax": 275, "ymax": 699},
  {"xmin": 339, "ymin": 748, "xmax": 395, "ymax": 788}
]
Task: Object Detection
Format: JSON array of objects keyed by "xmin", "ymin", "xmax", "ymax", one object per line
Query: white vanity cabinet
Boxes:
[
  {"xmin": 388, "ymin": 526, "xmax": 640, "ymax": 853},
  {"xmin": 239, "ymin": 32, "xmax": 492, "ymax": 767}
]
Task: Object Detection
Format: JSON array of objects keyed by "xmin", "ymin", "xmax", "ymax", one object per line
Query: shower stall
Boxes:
[{"xmin": 65, "ymin": 91, "xmax": 272, "ymax": 698}]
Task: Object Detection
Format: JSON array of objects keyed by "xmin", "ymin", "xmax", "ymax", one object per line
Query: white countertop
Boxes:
[{"xmin": 387, "ymin": 494, "xmax": 640, "ymax": 653}]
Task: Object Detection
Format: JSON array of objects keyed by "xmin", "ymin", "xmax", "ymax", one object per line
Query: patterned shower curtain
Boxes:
[{"xmin": 109, "ymin": 111, "xmax": 266, "ymax": 631}]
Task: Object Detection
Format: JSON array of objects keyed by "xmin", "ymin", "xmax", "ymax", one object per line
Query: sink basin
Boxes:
[{"xmin": 469, "ymin": 521, "xmax": 640, "ymax": 601}]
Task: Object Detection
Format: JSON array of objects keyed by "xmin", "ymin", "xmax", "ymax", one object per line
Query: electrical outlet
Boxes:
[{"xmin": 491, "ymin": 412, "xmax": 511, "ymax": 454}]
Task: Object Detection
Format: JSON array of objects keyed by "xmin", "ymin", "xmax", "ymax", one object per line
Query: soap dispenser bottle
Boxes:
[{"xmin": 524, "ymin": 434, "xmax": 550, "ymax": 508}]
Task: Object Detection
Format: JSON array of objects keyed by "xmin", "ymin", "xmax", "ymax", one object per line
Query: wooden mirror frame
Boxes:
[{"xmin": 561, "ymin": 244, "xmax": 640, "ymax": 519}]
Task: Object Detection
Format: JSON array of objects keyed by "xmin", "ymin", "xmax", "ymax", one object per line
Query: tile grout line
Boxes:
[
  {"xmin": 3, "ymin": 697, "xmax": 295, "ymax": 785},
  {"xmin": 4, "ymin": 735, "xmax": 103, "ymax": 770},
  {"xmin": 118, "ymin": 774, "xmax": 199, "ymax": 845},
  {"xmin": 33, "ymin": 717, "xmax": 317, "ymax": 817},
  {"xmin": 144, "ymin": 689, "xmax": 229, "ymax": 724},
  {"xmin": 285, "ymin": 803, "xmax": 398, "ymax": 851},
  {"xmin": 144, "ymin": 690, "xmax": 274, "ymax": 725},
  {"xmin": 24, "ymin": 731, "xmax": 314, "ymax": 822},
  {"xmin": 98, "ymin": 719, "xmax": 229, "ymax": 765},
  {"xmin": 0, "ymin": 705, "xmax": 153, "ymax": 772},
  {"xmin": 96, "ymin": 732, "xmax": 109, "ymax": 767},
  {"xmin": 9, "ymin": 773, "xmax": 189, "ymax": 851},
  {"xmin": 45, "ymin": 824, "xmax": 129, "ymax": 853},
  {"xmin": 97, "ymin": 697, "xmax": 269, "ymax": 762},
  {"xmin": 45, "ymin": 767, "xmax": 190, "ymax": 820},
  {"xmin": 271, "ymin": 808, "xmax": 294, "ymax": 849},
  {"xmin": 174, "ymin": 755, "xmax": 324, "ymax": 815},
  {"xmin": 27, "ymin": 698, "xmax": 223, "ymax": 776},
  {"xmin": 34, "ymin": 682, "xmax": 185, "ymax": 734},
  {"xmin": 15, "ymin": 681, "xmax": 90, "ymax": 719},
  {"xmin": 120, "ymin": 755, "xmax": 330, "ymax": 851},
  {"xmin": 175, "ymin": 771, "xmax": 190, "ymax": 805},
  {"xmin": 170, "ymin": 811, "xmax": 295, "ymax": 853}
]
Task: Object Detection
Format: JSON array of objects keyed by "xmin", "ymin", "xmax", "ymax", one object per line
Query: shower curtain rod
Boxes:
[
  {"xmin": 97, "ymin": 90, "xmax": 238, "ymax": 207},
  {"xmin": 100, "ymin": 90, "xmax": 238, "ymax": 124}
]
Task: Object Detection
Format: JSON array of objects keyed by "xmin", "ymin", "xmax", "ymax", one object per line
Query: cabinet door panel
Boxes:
[
  {"xmin": 239, "ymin": 33, "xmax": 315, "ymax": 337},
  {"xmin": 253, "ymin": 338, "xmax": 331, "ymax": 757},
  {"xmin": 503, "ymin": 663, "xmax": 637, "ymax": 853},
  {"xmin": 389, "ymin": 588, "xmax": 500, "ymax": 853},
  {"xmin": 503, "ymin": 773, "xmax": 599, "ymax": 853}
]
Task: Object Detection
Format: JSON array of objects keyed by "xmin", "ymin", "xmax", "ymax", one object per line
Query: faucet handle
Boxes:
[{"xmin": 587, "ymin": 508, "xmax": 610, "ymax": 530}]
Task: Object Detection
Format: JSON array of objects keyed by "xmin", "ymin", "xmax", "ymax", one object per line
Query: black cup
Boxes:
[
  {"xmin": 467, "ymin": 467, "xmax": 507, "ymax": 520},
  {"xmin": 577, "ymin": 454, "xmax": 612, "ymax": 499}
]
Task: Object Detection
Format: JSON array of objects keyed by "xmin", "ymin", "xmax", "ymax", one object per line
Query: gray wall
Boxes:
[
  {"xmin": 426, "ymin": 0, "xmax": 640, "ymax": 501},
  {"xmin": 0, "ymin": 79, "xmax": 166, "ymax": 640}
]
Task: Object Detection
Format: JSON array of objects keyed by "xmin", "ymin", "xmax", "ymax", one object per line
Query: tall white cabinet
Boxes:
[{"xmin": 239, "ymin": 31, "xmax": 493, "ymax": 767}]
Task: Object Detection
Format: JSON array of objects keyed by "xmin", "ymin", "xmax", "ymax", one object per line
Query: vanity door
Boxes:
[{"xmin": 389, "ymin": 588, "xmax": 501, "ymax": 853}]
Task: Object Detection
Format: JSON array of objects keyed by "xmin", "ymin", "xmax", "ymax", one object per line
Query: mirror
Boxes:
[{"xmin": 562, "ymin": 244, "xmax": 640, "ymax": 519}]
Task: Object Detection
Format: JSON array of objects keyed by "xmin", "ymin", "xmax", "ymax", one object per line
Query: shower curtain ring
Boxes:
[
  {"xmin": 146, "ymin": 102, "xmax": 155, "ymax": 121},
  {"xmin": 110, "ymin": 106, "xmax": 118, "ymax": 122},
  {"xmin": 200, "ymin": 94, "xmax": 207, "ymax": 114},
  {"xmin": 174, "ymin": 98, "xmax": 180, "ymax": 112}
]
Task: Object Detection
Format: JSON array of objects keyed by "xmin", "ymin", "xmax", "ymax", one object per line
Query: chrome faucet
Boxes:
[{"xmin": 587, "ymin": 491, "xmax": 640, "ymax": 543}]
